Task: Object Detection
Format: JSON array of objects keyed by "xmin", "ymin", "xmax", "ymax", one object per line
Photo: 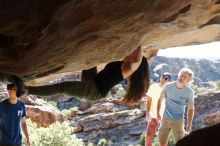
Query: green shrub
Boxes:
[
  {"xmin": 87, "ymin": 141, "xmax": 95, "ymax": 146},
  {"xmin": 110, "ymin": 136, "xmax": 117, "ymax": 143},
  {"xmin": 189, "ymin": 84, "xmax": 207, "ymax": 94},
  {"xmin": 139, "ymin": 132, "xmax": 146, "ymax": 146},
  {"xmin": 61, "ymin": 107, "xmax": 78, "ymax": 117},
  {"xmin": 98, "ymin": 138, "xmax": 107, "ymax": 146},
  {"xmin": 47, "ymin": 101, "xmax": 57, "ymax": 108},
  {"xmin": 61, "ymin": 109, "xmax": 71, "ymax": 117},
  {"xmin": 106, "ymin": 88, "xmax": 126, "ymax": 100},
  {"xmin": 215, "ymin": 80, "xmax": 220, "ymax": 90},
  {"xmin": 22, "ymin": 119, "xmax": 83, "ymax": 146},
  {"xmin": 114, "ymin": 89, "xmax": 125, "ymax": 98}
]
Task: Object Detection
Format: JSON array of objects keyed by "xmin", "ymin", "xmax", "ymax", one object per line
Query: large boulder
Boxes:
[
  {"xmin": 21, "ymin": 95, "xmax": 67, "ymax": 127},
  {"xmin": 0, "ymin": 0, "xmax": 219, "ymax": 83}
]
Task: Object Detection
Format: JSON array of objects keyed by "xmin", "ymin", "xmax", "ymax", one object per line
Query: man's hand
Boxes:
[
  {"xmin": 186, "ymin": 102, "xmax": 194, "ymax": 135},
  {"xmin": 21, "ymin": 117, "xmax": 30, "ymax": 146},
  {"xmin": 157, "ymin": 113, "xmax": 161, "ymax": 123},
  {"xmin": 25, "ymin": 138, "xmax": 30, "ymax": 146},
  {"xmin": 185, "ymin": 124, "xmax": 192, "ymax": 135},
  {"xmin": 157, "ymin": 93, "xmax": 165, "ymax": 123},
  {"xmin": 146, "ymin": 111, "xmax": 151, "ymax": 122}
]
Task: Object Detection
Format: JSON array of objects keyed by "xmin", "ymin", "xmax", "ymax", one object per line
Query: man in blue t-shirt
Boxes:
[
  {"xmin": 157, "ymin": 68, "xmax": 195, "ymax": 146},
  {"xmin": 0, "ymin": 84, "xmax": 30, "ymax": 146}
]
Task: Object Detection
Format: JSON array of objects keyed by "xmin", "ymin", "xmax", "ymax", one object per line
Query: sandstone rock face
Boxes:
[
  {"xmin": 70, "ymin": 100, "xmax": 145, "ymax": 145},
  {"xmin": 21, "ymin": 95, "xmax": 67, "ymax": 127},
  {"xmin": 176, "ymin": 91, "xmax": 220, "ymax": 146},
  {"xmin": 203, "ymin": 111, "xmax": 220, "ymax": 126},
  {"xmin": 65, "ymin": 91, "xmax": 220, "ymax": 145},
  {"xmin": 193, "ymin": 91, "xmax": 220, "ymax": 129},
  {"xmin": 0, "ymin": 0, "xmax": 220, "ymax": 83}
]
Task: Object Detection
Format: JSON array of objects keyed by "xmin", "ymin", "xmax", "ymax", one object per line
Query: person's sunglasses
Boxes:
[
  {"xmin": 162, "ymin": 76, "xmax": 169, "ymax": 81},
  {"xmin": 7, "ymin": 88, "xmax": 16, "ymax": 91}
]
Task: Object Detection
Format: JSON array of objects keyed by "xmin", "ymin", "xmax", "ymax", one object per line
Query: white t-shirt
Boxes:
[{"xmin": 146, "ymin": 83, "xmax": 165, "ymax": 118}]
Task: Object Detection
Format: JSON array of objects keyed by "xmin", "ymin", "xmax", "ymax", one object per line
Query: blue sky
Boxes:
[{"xmin": 158, "ymin": 41, "xmax": 220, "ymax": 60}]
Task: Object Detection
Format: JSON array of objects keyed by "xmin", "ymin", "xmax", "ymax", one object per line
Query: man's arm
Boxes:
[
  {"xmin": 146, "ymin": 96, "xmax": 152, "ymax": 121},
  {"xmin": 186, "ymin": 102, "xmax": 195, "ymax": 133},
  {"xmin": 157, "ymin": 93, "xmax": 165, "ymax": 122},
  {"xmin": 21, "ymin": 117, "xmax": 30, "ymax": 146}
]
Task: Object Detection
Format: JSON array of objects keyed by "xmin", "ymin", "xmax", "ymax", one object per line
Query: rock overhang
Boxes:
[{"xmin": 0, "ymin": 0, "xmax": 219, "ymax": 84}]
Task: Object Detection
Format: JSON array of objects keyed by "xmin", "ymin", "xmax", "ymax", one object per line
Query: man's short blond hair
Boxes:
[{"xmin": 178, "ymin": 68, "xmax": 194, "ymax": 81}]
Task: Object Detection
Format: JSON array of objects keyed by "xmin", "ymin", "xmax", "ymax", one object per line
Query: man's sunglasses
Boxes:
[
  {"xmin": 162, "ymin": 75, "xmax": 169, "ymax": 81},
  {"xmin": 7, "ymin": 88, "xmax": 16, "ymax": 91}
]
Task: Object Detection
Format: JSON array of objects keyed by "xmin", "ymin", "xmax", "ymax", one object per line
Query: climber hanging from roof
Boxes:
[{"xmin": 10, "ymin": 45, "xmax": 150, "ymax": 104}]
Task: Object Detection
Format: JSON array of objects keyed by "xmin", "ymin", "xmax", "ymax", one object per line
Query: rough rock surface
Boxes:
[
  {"xmin": 0, "ymin": 0, "xmax": 220, "ymax": 83},
  {"xmin": 21, "ymin": 95, "xmax": 67, "ymax": 127},
  {"xmin": 176, "ymin": 91, "xmax": 220, "ymax": 146},
  {"xmin": 66, "ymin": 91, "xmax": 220, "ymax": 145},
  {"xmin": 193, "ymin": 91, "xmax": 220, "ymax": 129},
  {"xmin": 71, "ymin": 100, "xmax": 146, "ymax": 145},
  {"xmin": 1, "ymin": 81, "xmax": 220, "ymax": 144}
]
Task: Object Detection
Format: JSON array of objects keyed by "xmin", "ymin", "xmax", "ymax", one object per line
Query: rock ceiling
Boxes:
[{"xmin": 0, "ymin": 0, "xmax": 220, "ymax": 83}]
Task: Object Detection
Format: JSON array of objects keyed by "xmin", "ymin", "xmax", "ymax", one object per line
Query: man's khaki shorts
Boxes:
[{"xmin": 158, "ymin": 117, "xmax": 184, "ymax": 144}]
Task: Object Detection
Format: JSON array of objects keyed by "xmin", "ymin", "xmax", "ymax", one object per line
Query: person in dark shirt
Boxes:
[
  {"xmin": 16, "ymin": 45, "xmax": 150, "ymax": 104},
  {"xmin": 0, "ymin": 84, "xmax": 30, "ymax": 146}
]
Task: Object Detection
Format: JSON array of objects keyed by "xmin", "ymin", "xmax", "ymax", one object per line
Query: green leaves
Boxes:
[{"xmin": 22, "ymin": 119, "xmax": 83, "ymax": 146}]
